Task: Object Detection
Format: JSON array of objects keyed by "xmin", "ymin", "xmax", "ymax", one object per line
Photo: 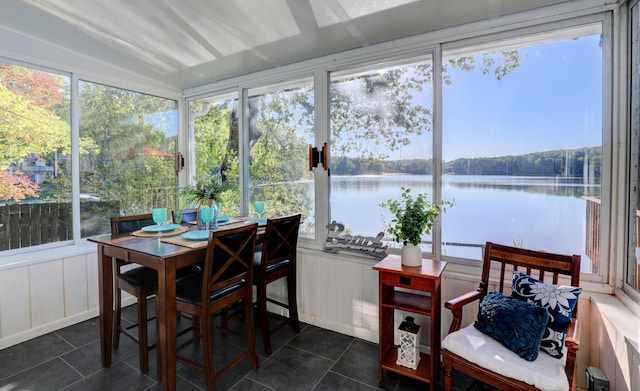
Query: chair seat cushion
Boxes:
[
  {"xmin": 118, "ymin": 265, "xmax": 201, "ymax": 289},
  {"xmin": 117, "ymin": 266, "xmax": 158, "ymax": 288},
  {"xmin": 175, "ymin": 272, "xmax": 246, "ymax": 306},
  {"xmin": 253, "ymin": 252, "xmax": 291, "ymax": 274},
  {"xmin": 474, "ymin": 292, "xmax": 549, "ymax": 361},
  {"xmin": 442, "ymin": 324, "xmax": 569, "ymax": 391}
]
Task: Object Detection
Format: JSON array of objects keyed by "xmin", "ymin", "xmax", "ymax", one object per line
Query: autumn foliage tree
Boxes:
[{"xmin": 0, "ymin": 64, "xmax": 70, "ymax": 201}]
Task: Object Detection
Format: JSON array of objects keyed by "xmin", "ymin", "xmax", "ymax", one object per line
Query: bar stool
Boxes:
[
  {"xmin": 253, "ymin": 213, "xmax": 301, "ymax": 355},
  {"xmin": 174, "ymin": 223, "xmax": 259, "ymax": 391},
  {"xmin": 110, "ymin": 214, "xmax": 200, "ymax": 373}
]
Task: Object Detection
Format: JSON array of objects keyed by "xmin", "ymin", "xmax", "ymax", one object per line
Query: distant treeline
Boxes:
[{"xmin": 331, "ymin": 146, "xmax": 602, "ymax": 177}]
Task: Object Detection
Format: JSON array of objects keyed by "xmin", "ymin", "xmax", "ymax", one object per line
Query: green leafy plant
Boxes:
[
  {"xmin": 380, "ymin": 187, "xmax": 451, "ymax": 246},
  {"xmin": 178, "ymin": 175, "xmax": 236, "ymax": 207}
]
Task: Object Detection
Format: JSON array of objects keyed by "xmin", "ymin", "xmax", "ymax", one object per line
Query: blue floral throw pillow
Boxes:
[
  {"xmin": 474, "ymin": 291, "xmax": 549, "ymax": 361},
  {"xmin": 511, "ymin": 271, "xmax": 582, "ymax": 359}
]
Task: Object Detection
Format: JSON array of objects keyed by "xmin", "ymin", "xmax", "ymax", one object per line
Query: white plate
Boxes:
[
  {"xmin": 141, "ymin": 223, "xmax": 181, "ymax": 233},
  {"xmin": 182, "ymin": 230, "xmax": 210, "ymax": 240}
]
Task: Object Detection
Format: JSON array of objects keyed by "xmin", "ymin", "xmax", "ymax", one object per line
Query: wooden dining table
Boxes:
[{"xmin": 87, "ymin": 218, "xmax": 264, "ymax": 391}]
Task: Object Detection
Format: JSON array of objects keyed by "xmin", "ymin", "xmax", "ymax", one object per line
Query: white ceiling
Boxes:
[{"xmin": 0, "ymin": 0, "xmax": 572, "ymax": 92}]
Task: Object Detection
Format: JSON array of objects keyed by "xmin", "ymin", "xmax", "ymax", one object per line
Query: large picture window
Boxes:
[
  {"xmin": 188, "ymin": 92, "xmax": 239, "ymax": 217},
  {"xmin": 247, "ymin": 79, "xmax": 315, "ymax": 238},
  {"xmin": 329, "ymin": 58, "xmax": 435, "ymax": 251},
  {"xmin": 0, "ymin": 61, "xmax": 71, "ymax": 251},
  {"xmin": 442, "ymin": 24, "xmax": 604, "ymax": 272},
  {"xmin": 79, "ymin": 81, "xmax": 178, "ymax": 236}
]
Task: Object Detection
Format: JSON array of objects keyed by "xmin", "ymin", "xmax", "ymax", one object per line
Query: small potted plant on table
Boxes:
[
  {"xmin": 177, "ymin": 175, "xmax": 236, "ymax": 227},
  {"xmin": 380, "ymin": 187, "xmax": 451, "ymax": 266}
]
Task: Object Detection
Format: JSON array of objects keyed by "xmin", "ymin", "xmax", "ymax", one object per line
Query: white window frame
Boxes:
[{"xmin": 181, "ymin": 7, "xmax": 617, "ymax": 287}]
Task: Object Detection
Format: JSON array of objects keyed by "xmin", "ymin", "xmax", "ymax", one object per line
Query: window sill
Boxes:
[{"xmin": 0, "ymin": 240, "xmax": 96, "ymax": 271}]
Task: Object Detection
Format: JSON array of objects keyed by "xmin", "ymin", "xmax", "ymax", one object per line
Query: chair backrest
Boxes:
[
  {"xmin": 259, "ymin": 214, "xmax": 301, "ymax": 274},
  {"xmin": 110, "ymin": 213, "xmax": 155, "ymax": 235},
  {"xmin": 172, "ymin": 208, "xmax": 198, "ymax": 224},
  {"xmin": 480, "ymin": 241, "xmax": 581, "ymax": 318},
  {"xmin": 201, "ymin": 223, "xmax": 258, "ymax": 313}
]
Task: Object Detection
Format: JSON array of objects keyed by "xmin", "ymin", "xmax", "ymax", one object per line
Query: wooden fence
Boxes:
[
  {"xmin": 0, "ymin": 201, "xmax": 120, "ymax": 251},
  {"xmin": 583, "ymin": 196, "xmax": 640, "ymax": 288},
  {"xmin": 583, "ymin": 196, "xmax": 601, "ymax": 274}
]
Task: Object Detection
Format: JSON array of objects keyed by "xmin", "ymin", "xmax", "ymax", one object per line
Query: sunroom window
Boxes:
[
  {"xmin": 188, "ymin": 92, "xmax": 240, "ymax": 217},
  {"xmin": 328, "ymin": 57, "xmax": 435, "ymax": 252},
  {"xmin": 79, "ymin": 81, "xmax": 178, "ymax": 236},
  {"xmin": 247, "ymin": 78, "xmax": 315, "ymax": 239},
  {"xmin": 441, "ymin": 23, "xmax": 605, "ymax": 273},
  {"xmin": 0, "ymin": 61, "xmax": 71, "ymax": 251}
]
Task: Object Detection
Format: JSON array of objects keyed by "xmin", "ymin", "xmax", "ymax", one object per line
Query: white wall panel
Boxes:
[
  {"xmin": 335, "ymin": 260, "xmax": 362, "ymax": 327},
  {"xmin": 29, "ymin": 260, "xmax": 64, "ymax": 327},
  {"xmin": 299, "ymin": 254, "xmax": 333, "ymax": 320},
  {"xmin": 86, "ymin": 252, "xmax": 99, "ymax": 309},
  {"xmin": 63, "ymin": 255, "xmax": 88, "ymax": 316},
  {"xmin": 441, "ymin": 276, "xmax": 478, "ymax": 333},
  {"xmin": 361, "ymin": 265, "xmax": 379, "ymax": 333},
  {"xmin": 0, "ymin": 267, "xmax": 30, "ymax": 338}
]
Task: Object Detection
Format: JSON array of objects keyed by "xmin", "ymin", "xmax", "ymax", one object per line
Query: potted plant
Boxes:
[
  {"xmin": 178, "ymin": 175, "xmax": 236, "ymax": 208},
  {"xmin": 178, "ymin": 175, "xmax": 236, "ymax": 229},
  {"xmin": 380, "ymin": 187, "xmax": 451, "ymax": 266}
]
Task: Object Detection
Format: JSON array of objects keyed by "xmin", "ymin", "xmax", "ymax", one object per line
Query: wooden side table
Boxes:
[{"xmin": 373, "ymin": 254, "xmax": 447, "ymax": 385}]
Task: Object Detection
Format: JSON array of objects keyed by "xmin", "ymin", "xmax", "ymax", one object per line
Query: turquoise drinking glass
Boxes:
[
  {"xmin": 200, "ymin": 206, "xmax": 214, "ymax": 230},
  {"xmin": 152, "ymin": 208, "xmax": 167, "ymax": 232},
  {"xmin": 254, "ymin": 201, "xmax": 265, "ymax": 219}
]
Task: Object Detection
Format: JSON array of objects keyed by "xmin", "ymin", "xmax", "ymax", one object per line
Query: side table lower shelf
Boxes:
[
  {"xmin": 381, "ymin": 346, "xmax": 433, "ymax": 384},
  {"xmin": 374, "ymin": 255, "xmax": 447, "ymax": 385}
]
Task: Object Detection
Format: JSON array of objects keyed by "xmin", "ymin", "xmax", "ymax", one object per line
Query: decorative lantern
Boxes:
[{"xmin": 396, "ymin": 316, "xmax": 421, "ymax": 370}]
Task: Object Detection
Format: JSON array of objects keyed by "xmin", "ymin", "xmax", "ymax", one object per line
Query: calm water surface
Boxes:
[{"xmin": 330, "ymin": 174, "xmax": 600, "ymax": 266}]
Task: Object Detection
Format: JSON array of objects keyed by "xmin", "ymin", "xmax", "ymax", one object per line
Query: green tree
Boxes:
[
  {"xmin": 190, "ymin": 51, "xmax": 524, "ymax": 220},
  {"xmin": 0, "ymin": 65, "xmax": 70, "ymax": 201},
  {"xmin": 79, "ymin": 83, "xmax": 177, "ymax": 215}
]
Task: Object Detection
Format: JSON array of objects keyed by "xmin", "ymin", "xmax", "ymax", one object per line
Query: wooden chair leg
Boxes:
[
  {"xmin": 257, "ymin": 284, "xmax": 271, "ymax": 355},
  {"xmin": 155, "ymin": 297, "xmax": 161, "ymax": 381},
  {"xmin": 287, "ymin": 273, "xmax": 300, "ymax": 333},
  {"xmin": 193, "ymin": 315, "xmax": 201, "ymax": 342},
  {"xmin": 202, "ymin": 312, "xmax": 217, "ymax": 391},
  {"xmin": 137, "ymin": 292, "xmax": 149, "ymax": 373},
  {"xmin": 443, "ymin": 357, "xmax": 454, "ymax": 391},
  {"xmin": 244, "ymin": 296, "xmax": 259, "ymax": 370},
  {"xmin": 113, "ymin": 289, "xmax": 122, "ymax": 349}
]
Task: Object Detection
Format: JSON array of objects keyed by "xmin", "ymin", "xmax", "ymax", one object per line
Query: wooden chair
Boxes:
[
  {"xmin": 253, "ymin": 213, "xmax": 301, "ymax": 355},
  {"xmin": 174, "ymin": 223, "xmax": 259, "ymax": 391},
  {"xmin": 110, "ymin": 214, "xmax": 199, "ymax": 374},
  {"xmin": 441, "ymin": 242, "xmax": 581, "ymax": 391}
]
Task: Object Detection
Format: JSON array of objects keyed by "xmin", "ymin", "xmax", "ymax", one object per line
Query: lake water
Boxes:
[{"xmin": 330, "ymin": 174, "xmax": 600, "ymax": 266}]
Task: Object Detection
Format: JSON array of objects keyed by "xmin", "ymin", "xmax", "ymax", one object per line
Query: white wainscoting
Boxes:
[{"xmin": 0, "ymin": 248, "xmax": 99, "ymax": 349}]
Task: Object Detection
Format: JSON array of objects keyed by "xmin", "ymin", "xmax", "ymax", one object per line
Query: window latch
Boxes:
[
  {"xmin": 309, "ymin": 143, "xmax": 328, "ymax": 171},
  {"xmin": 176, "ymin": 151, "xmax": 184, "ymax": 173}
]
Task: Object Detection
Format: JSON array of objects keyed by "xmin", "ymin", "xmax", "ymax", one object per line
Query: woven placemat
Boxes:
[
  {"xmin": 161, "ymin": 234, "xmax": 209, "ymax": 249},
  {"xmin": 131, "ymin": 226, "xmax": 189, "ymax": 238}
]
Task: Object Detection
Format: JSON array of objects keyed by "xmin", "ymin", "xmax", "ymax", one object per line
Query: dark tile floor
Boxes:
[{"xmin": 0, "ymin": 301, "xmax": 477, "ymax": 391}]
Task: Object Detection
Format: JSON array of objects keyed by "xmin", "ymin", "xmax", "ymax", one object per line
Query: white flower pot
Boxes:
[{"xmin": 401, "ymin": 244, "xmax": 422, "ymax": 267}]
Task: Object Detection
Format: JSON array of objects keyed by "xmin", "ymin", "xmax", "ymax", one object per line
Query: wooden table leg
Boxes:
[
  {"xmin": 157, "ymin": 258, "xmax": 178, "ymax": 391},
  {"xmin": 97, "ymin": 245, "xmax": 113, "ymax": 367}
]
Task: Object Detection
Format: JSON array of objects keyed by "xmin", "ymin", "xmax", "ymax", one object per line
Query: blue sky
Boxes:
[{"xmin": 442, "ymin": 34, "xmax": 603, "ymax": 161}]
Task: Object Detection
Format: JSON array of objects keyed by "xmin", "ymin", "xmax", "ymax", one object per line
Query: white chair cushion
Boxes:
[{"xmin": 442, "ymin": 324, "xmax": 569, "ymax": 391}]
